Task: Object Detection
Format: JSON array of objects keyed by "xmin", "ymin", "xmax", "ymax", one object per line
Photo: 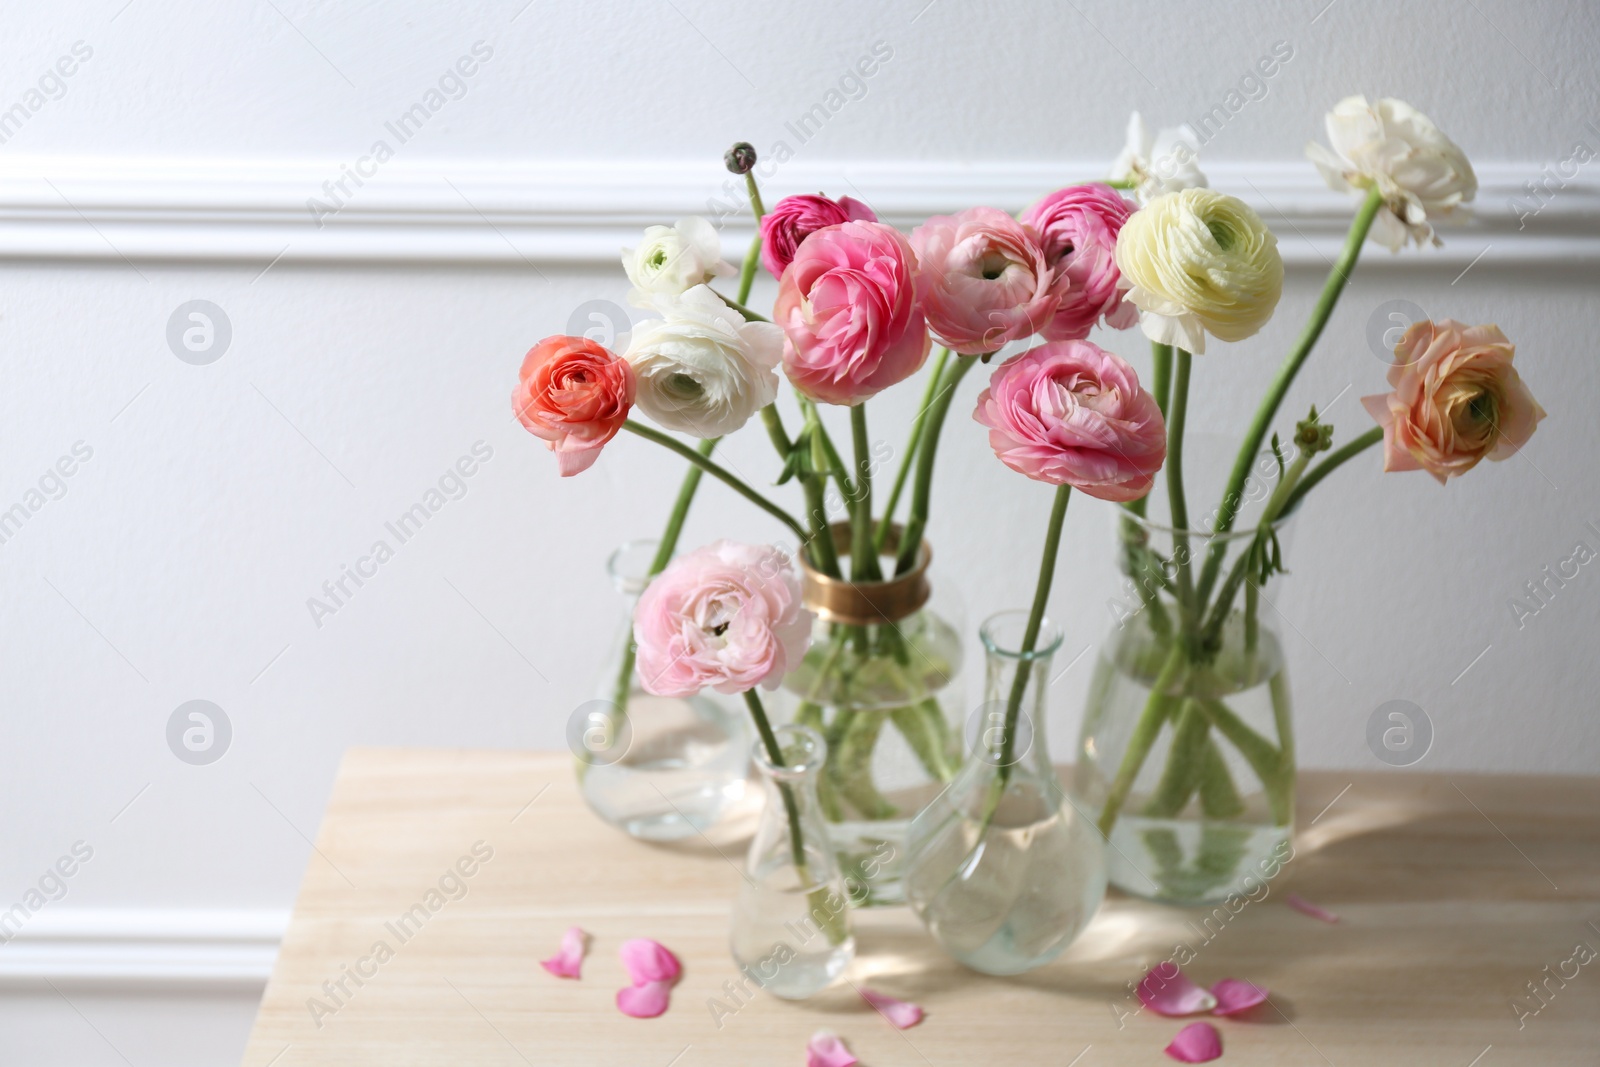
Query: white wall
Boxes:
[{"xmin": 2, "ymin": 0, "xmax": 1598, "ymax": 1059}]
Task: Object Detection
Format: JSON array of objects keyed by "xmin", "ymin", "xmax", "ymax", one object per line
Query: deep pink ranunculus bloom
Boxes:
[
  {"xmin": 633, "ymin": 540, "xmax": 813, "ymax": 697},
  {"xmin": 974, "ymin": 340, "xmax": 1166, "ymax": 501},
  {"xmin": 760, "ymin": 193, "xmax": 877, "ymax": 278},
  {"xmin": 774, "ymin": 220, "xmax": 930, "ymax": 406},
  {"xmin": 1020, "ymin": 183, "xmax": 1139, "ymax": 341},
  {"xmin": 911, "ymin": 207, "xmax": 1065, "ymax": 355}
]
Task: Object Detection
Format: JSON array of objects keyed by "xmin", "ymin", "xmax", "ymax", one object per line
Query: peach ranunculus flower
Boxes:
[
  {"xmin": 512, "ymin": 335, "xmax": 636, "ymax": 477},
  {"xmin": 911, "ymin": 207, "xmax": 1065, "ymax": 356},
  {"xmin": 1361, "ymin": 319, "xmax": 1544, "ymax": 484}
]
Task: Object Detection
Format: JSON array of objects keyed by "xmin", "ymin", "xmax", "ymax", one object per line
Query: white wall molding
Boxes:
[
  {"xmin": 1, "ymin": 155, "xmax": 1597, "ymax": 269},
  {"xmin": 0, "ymin": 908, "xmax": 284, "ymax": 985}
]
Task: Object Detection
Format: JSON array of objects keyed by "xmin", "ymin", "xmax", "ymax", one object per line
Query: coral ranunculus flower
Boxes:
[
  {"xmin": 974, "ymin": 340, "xmax": 1167, "ymax": 501},
  {"xmin": 911, "ymin": 207, "xmax": 1064, "ymax": 355},
  {"xmin": 512, "ymin": 335, "xmax": 635, "ymax": 477},
  {"xmin": 1021, "ymin": 183, "xmax": 1139, "ymax": 341},
  {"xmin": 1361, "ymin": 319, "xmax": 1544, "ymax": 484},
  {"xmin": 775, "ymin": 220, "xmax": 930, "ymax": 406}
]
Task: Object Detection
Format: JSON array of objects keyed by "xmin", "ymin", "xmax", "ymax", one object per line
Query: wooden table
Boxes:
[{"xmin": 241, "ymin": 750, "xmax": 1599, "ymax": 1065}]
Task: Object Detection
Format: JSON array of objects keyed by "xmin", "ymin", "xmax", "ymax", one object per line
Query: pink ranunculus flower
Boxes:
[
  {"xmin": 911, "ymin": 207, "xmax": 1065, "ymax": 355},
  {"xmin": 512, "ymin": 335, "xmax": 636, "ymax": 477},
  {"xmin": 633, "ymin": 540, "xmax": 813, "ymax": 697},
  {"xmin": 774, "ymin": 220, "xmax": 931, "ymax": 406},
  {"xmin": 974, "ymin": 340, "xmax": 1167, "ymax": 501},
  {"xmin": 1361, "ymin": 319, "xmax": 1544, "ymax": 484},
  {"xmin": 760, "ymin": 193, "xmax": 877, "ymax": 278},
  {"xmin": 1021, "ymin": 183, "xmax": 1139, "ymax": 341}
]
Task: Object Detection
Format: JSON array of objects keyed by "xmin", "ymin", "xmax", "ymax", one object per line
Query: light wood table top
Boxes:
[{"xmin": 241, "ymin": 750, "xmax": 1599, "ymax": 1065}]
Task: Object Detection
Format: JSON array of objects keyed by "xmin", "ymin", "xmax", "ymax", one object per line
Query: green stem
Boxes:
[
  {"xmin": 622, "ymin": 421, "xmax": 807, "ymax": 542},
  {"xmin": 1194, "ymin": 696, "xmax": 1292, "ymax": 826},
  {"xmin": 1098, "ymin": 642, "xmax": 1184, "ymax": 837},
  {"xmin": 609, "ymin": 438, "xmax": 718, "ymax": 717},
  {"xmin": 715, "ymin": 291, "xmax": 770, "ymax": 323},
  {"xmin": 1280, "ymin": 426, "xmax": 1383, "ymax": 516},
  {"xmin": 1198, "ymin": 186, "xmax": 1384, "ymax": 599},
  {"xmin": 1199, "ymin": 450, "xmax": 1309, "ymax": 641},
  {"xmin": 997, "ymin": 485, "xmax": 1072, "ymax": 778},
  {"xmin": 848, "ymin": 405, "xmax": 880, "ymax": 582},
  {"xmin": 1165, "ymin": 349, "xmax": 1197, "ymax": 629},
  {"xmin": 758, "ymin": 403, "xmax": 791, "ymax": 457},
  {"xmin": 1126, "ymin": 343, "xmax": 1173, "ymax": 520},
  {"xmin": 1141, "ymin": 698, "xmax": 1209, "ymax": 818},
  {"xmin": 875, "ymin": 348, "xmax": 949, "ymax": 552},
  {"xmin": 895, "ymin": 355, "xmax": 978, "ymax": 575}
]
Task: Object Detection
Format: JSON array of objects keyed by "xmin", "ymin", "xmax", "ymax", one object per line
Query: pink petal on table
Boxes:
[
  {"xmin": 860, "ymin": 987, "xmax": 925, "ymax": 1029},
  {"xmin": 619, "ymin": 938, "xmax": 682, "ymax": 984},
  {"xmin": 1165, "ymin": 1022, "xmax": 1223, "ymax": 1063},
  {"xmin": 540, "ymin": 925, "xmax": 587, "ymax": 979},
  {"xmin": 806, "ymin": 1031, "xmax": 858, "ymax": 1067},
  {"xmin": 1210, "ymin": 977, "xmax": 1269, "ymax": 1016},
  {"xmin": 1286, "ymin": 893, "xmax": 1340, "ymax": 924},
  {"xmin": 1138, "ymin": 964, "xmax": 1218, "ymax": 1016},
  {"xmin": 616, "ymin": 980, "xmax": 675, "ymax": 1019}
]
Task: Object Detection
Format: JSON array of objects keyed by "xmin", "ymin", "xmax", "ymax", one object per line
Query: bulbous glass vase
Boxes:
[
  {"xmin": 729, "ymin": 725, "xmax": 856, "ymax": 999},
  {"xmin": 904, "ymin": 611, "xmax": 1105, "ymax": 976},
  {"xmin": 575, "ymin": 540, "xmax": 750, "ymax": 841}
]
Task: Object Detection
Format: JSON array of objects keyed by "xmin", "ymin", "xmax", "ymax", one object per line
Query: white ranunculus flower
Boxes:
[
  {"xmin": 1110, "ymin": 112, "xmax": 1209, "ymax": 205},
  {"xmin": 624, "ymin": 285, "xmax": 781, "ymax": 437},
  {"xmin": 1306, "ymin": 95, "xmax": 1477, "ymax": 251},
  {"xmin": 1114, "ymin": 189, "xmax": 1283, "ymax": 354},
  {"xmin": 621, "ymin": 217, "xmax": 735, "ymax": 304}
]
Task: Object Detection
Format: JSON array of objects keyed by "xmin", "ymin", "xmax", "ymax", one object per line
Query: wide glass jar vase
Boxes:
[
  {"xmin": 575, "ymin": 540, "xmax": 750, "ymax": 841},
  {"xmin": 779, "ymin": 524, "xmax": 963, "ymax": 907},
  {"xmin": 1074, "ymin": 509, "xmax": 1296, "ymax": 905}
]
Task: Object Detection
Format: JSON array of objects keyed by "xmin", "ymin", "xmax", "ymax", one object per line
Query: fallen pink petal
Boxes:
[
  {"xmin": 860, "ymin": 987, "xmax": 925, "ymax": 1029},
  {"xmin": 618, "ymin": 938, "xmax": 682, "ymax": 984},
  {"xmin": 1210, "ymin": 977, "xmax": 1269, "ymax": 1016},
  {"xmin": 616, "ymin": 980, "xmax": 674, "ymax": 1019},
  {"xmin": 1287, "ymin": 893, "xmax": 1340, "ymax": 924},
  {"xmin": 540, "ymin": 925, "xmax": 587, "ymax": 979},
  {"xmin": 1138, "ymin": 964, "xmax": 1218, "ymax": 1016},
  {"xmin": 806, "ymin": 1030, "xmax": 859, "ymax": 1067},
  {"xmin": 1165, "ymin": 1022, "xmax": 1223, "ymax": 1063}
]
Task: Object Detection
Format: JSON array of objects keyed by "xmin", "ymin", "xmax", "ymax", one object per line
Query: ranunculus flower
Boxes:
[
  {"xmin": 512, "ymin": 335, "xmax": 635, "ymax": 477},
  {"xmin": 911, "ymin": 207, "xmax": 1064, "ymax": 355},
  {"xmin": 634, "ymin": 540, "xmax": 813, "ymax": 697},
  {"xmin": 1110, "ymin": 112, "xmax": 1208, "ymax": 205},
  {"xmin": 1021, "ymin": 183, "xmax": 1139, "ymax": 341},
  {"xmin": 622, "ymin": 216, "xmax": 735, "ymax": 303},
  {"xmin": 1360, "ymin": 319, "xmax": 1544, "ymax": 484},
  {"xmin": 775, "ymin": 220, "xmax": 930, "ymax": 405},
  {"xmin": 1307, "ymin": 95, "xmax": 1477, "ymax": 251},
  {"xmin": 624, "ymin": 285, "xmax": 782, "ymax": 437},
  {"xmin": 760, "ymin": 193, "xmax": 877, "ymax": 278},
  {"xmin": 1114, "ymin": 189, "xmax": 1283, "ymax": 354},
  {"xmin": 973, "ymin": 339, "xmax": 1166, "ymax": 501}
]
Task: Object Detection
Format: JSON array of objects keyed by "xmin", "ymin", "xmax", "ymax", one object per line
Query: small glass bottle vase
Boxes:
[
  {"xmin": 575, "ymin": 540, "xmax": 750, "ymax": 841},
  {"xmin": 1073, "ymin": 510, "xmax": 1296, "ymax": 905},
  {"xmin": 904, "ymin": 612, "xmax": 1106, "ymax": 976},
  {"xmin": 730, "ymin": 725, "xmax": 856, "ymax": 999}
]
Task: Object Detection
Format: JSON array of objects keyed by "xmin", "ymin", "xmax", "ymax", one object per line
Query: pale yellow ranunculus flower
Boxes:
[{"xmin": 1113, "ymin": 188, "xmax": 1283, "ymax": 354}]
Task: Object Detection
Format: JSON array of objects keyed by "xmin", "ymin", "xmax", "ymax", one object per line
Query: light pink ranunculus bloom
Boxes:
[
  {"xmin": 911, "ymin": 207, "xmax": 1064, "ymax": 355},
  {"xmin": 760, "ymin": 193, "xmax": 877, "ymax": 278},
  {"xmin": 775, "ymin": 220, "xmax": 930, "ymax": 406},
  {"xmin": 1021, "ymin": 183, "xmax": 1139, "ymax": 341},
  {"xmin": 633, "ymin": 540, "xmax": 813, "ymax": 697},
  {"xmin": 974, "ymin": 340, "xmax": 1166, "ymax": 501},
  {"xmin": 1361, "ymin": 319, "xmax": 1544, "ymax": 484}
]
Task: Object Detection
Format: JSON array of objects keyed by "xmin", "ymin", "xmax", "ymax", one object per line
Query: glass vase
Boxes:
[
  {"xmin": 904, "ymin": 611, "xmax": 1106, "ymax": 976},
  {"xmin": 575, "ymin": 540, "xmax": 750, "ymax": 841},
  {"xmin": 729, "ymin": 724, "xmax": 856, "ymax": 999},
  {"xmin": 779, "ymin": 524, "xmax": 964, "ymax": 907},
  {"xmin": 1074, "ymin": 508, "xmax": 1296, "ymax": 905}
]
